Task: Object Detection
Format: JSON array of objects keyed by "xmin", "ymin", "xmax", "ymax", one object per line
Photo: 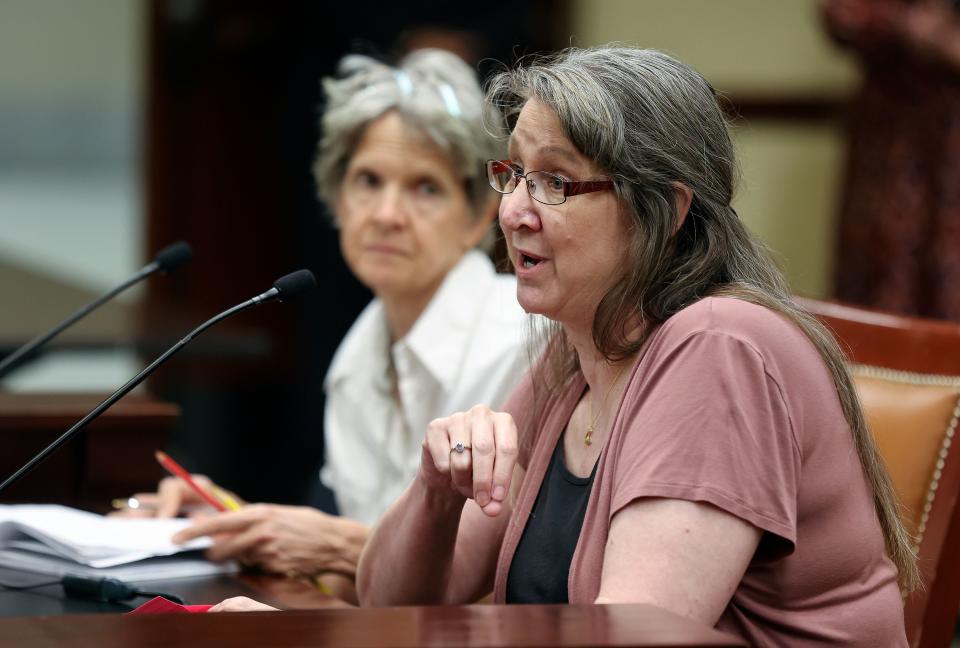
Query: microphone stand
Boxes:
[
  {"xmin": 0, "ymin": 241, "xmax": 192, "ymax": 381},
  {"xmin": 0, "ymin": 266, "xmax": 155, "ymax": 381},
  {"xmin": 0, "ymin": 291, "xmax": 274, "ymax": 495}
]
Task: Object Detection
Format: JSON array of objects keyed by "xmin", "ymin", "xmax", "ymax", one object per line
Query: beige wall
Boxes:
[
  {"xmin": 0, "ymin": 0, "xmax": 145, "ymax": 290},
  {"xmin": 569, "ymin": 0, "xmax": 861, "ymax": 297},
  {"xmin": 0, "ymin": 0, "xmax": 146, "ymax": 391}
]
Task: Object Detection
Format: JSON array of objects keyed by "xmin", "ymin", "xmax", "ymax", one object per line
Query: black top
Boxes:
[{"xmin": 505, "ymin": 436, "xmax": 598, "ymax": 603}]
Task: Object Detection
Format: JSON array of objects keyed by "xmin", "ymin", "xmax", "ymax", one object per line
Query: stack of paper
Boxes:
[{"xmin": 0, "ymin": 504, "xmax": 235, "ymax": 582}]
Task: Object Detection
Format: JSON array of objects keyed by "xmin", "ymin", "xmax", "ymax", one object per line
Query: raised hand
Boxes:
[{"xmin": 420, "ymin": 404, "xmax": 518, "ymax": 517}]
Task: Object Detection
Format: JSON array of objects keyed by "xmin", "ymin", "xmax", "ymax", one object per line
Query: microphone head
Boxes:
[
  {"xmin": 154, "ymin": 241, "xmax": 193, "ymax": 274},
  {"xmin": 273, "ymin": 269, "xmax": 316, "ymax": 301}
]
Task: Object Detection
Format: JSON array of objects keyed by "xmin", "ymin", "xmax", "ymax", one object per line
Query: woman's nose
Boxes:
[
  {"xmin": 498, "ymin": 182, "xmax": 542, "ymax": 232},
  {"xmin": 370, "ymin": 187, "xmax": 408, "ymax": 227}
]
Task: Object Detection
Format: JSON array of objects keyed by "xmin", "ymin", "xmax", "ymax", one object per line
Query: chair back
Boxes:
[{"xmin": 799, "ymin": 298, "xmax": 960, "ymax": 648}]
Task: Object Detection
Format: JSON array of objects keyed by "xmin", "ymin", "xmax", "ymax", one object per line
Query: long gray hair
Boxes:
[
  {"xmin": 314, "ymin": 48, "xmax": 504, "ymax": 218},
  {"xmin": 487, "ymin": 46, "xmax": 918, "ymax": 591}
]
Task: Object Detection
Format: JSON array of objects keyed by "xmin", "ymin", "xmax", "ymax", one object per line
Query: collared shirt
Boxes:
[{"xmin": 322, "ymin": 251, "xmax": 530, "ymax": 526}]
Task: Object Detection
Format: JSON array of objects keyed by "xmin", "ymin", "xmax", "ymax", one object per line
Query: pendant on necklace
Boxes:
[{"xmin": 584, "ymin": 426, "xmax": 593, "ymax": 446}]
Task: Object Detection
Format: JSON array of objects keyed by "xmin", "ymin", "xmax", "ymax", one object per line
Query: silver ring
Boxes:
[{"xmin": 452, "ymin": 441, "xmax": 470, "ymax": 454}]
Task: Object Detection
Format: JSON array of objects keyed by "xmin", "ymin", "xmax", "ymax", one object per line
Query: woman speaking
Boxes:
[{"xmin": 355, "ymin": 46, "xmax": 915, "ymax": 646}]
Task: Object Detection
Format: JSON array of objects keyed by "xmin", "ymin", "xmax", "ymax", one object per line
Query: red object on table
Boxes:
[{"xmin": 128, "ymin": 596, "xmax": 212, "ymax": 614}]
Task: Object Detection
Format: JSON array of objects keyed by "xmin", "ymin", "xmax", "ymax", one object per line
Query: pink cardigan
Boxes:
[{"xmin": 490, "ymin": 297, "xmax": 905, "ymax": 647}]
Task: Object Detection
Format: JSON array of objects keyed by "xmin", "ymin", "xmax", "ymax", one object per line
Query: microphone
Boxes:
[
  {"xmin": 0, "ymin": 269, "xmax": 317, "ymax": 495},
  {"xmin": 0, "ymin": 241, "xmax": 194, "ymax": 381},
  {"xmin": 61, "ymin": 574, "xmax": 186, "ymax": 605},
  {"xmin": 0, "ymin": 573, "xmax": 186, "ymax": 605}
]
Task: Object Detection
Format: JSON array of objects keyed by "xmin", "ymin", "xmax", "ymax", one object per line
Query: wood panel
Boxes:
[
  {"xmin": 0, "ymin": 393, "xmax": 178, "ymax": 511},
  {"xmin": 0, "ymin": 602, "xmax": 744, "ymax": 647}
]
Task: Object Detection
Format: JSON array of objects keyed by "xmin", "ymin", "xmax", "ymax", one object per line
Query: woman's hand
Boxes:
[
  {"xmin": 109, "ymin": 475, "xmax": 242, "ymax": 519},
  {"xmin": 208, "ymin": 596, "xmax": 278, "ymax": 612},
  {"xmin": 420, "ymin": 405, "xmax": 518, "ymax": 518},
  {"xmin": 171, "ymin": 505, "xmax": 369, "ymax": 577},
  {"xmin": 356, "ymin": 404, "xmax": 521, "ymax": 605}
]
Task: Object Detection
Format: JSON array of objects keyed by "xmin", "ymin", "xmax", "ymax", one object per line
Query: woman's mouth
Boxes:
[
  {"xmin": 519, "ymin": 252, "xmax": 544, "ymax": 269},
  {"xmin": 367, "ymin": 243, "xmax": 406, "ymax": 256}
]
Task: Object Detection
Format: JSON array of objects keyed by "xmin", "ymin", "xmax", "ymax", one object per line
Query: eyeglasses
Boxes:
[{"xmin": 485, "ymin": 159, "xmax": 614, "ymax": 206}]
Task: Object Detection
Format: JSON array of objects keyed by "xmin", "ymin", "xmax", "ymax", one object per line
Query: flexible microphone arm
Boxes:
[
  {"xmin": 0, "ymin": 241, "xmax": 193, "ymax": 381},
  {"xmin": 0, "ymin": 269, "xmax": 317, "ymax": 495}
]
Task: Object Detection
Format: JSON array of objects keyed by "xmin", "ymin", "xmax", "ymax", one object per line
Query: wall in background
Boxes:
[
  {"xmin": 569, "ymin": 0, "xmax": 860, "ymax": 297},
  {"xmin": 0, "ymin": 0, "xmax": 145, "ymax": 290},
  {"xmin": 0, "ymin": 0, "xmax": 145, "ymax": 390},
  {"xmin": 1, "ymin": 0, "xmax": 861, "ymax": 394}
]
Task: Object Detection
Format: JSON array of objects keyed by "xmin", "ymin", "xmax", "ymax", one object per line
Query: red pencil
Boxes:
[{"xmin": 154, "ymin": 450, "xmax": 227, "ymax": 512}]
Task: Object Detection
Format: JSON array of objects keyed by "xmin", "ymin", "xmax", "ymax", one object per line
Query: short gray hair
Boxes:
[{"xmin": 314, "ymin": 49, "xmax": 504, "ymax": 218}]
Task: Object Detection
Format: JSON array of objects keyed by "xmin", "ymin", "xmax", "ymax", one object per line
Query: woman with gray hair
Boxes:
[
  {"xmin": 125, "ymin": 49, "xmax": 530, "ymax": 600},
  {"xmin": 349, "ymin": 46, "xmax": 916, "ymax": 644}
]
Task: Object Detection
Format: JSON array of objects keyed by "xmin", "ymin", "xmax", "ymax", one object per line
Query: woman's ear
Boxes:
[{"xmin": 672, "ymin": 182, "xmax": 694, "ymax": 234}]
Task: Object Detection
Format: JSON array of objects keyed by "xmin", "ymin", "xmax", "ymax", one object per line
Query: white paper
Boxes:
[
  {"xmin": 0, "ymin": 504, "xmax": 212, "ymax": 568},
  {"xmin": 0, "ymin": 542, "xmax": 236, "ymax": 583}
]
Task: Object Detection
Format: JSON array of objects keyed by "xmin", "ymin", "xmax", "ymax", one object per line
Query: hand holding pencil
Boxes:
[
  {"xmin": 109, "ymin": 449, "xmax": 365, "ymax": 600},
  {"xmin": 154, "ymin": 451, "xmax": 242, "ymax": 513},
  {"xmin": 110, "ymin": 451, "xmax": 244, "ymax": 518}
]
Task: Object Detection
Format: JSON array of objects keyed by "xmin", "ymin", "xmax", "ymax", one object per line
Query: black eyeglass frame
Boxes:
[{"xmin": 485, "ymin": 159, "xmax": 615, "ymax": 206}]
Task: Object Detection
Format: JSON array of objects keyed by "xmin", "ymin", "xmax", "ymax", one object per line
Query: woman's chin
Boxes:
[
  {"xmin": 516, "ymin": 294, "xmax": 554, "ymax": 319},
  {"xmin": 357, "ymin": 268, "xmax": 411, "ymax": 296}
]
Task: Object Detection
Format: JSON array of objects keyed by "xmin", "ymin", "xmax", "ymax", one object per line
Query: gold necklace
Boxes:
[{"xmin": 584, "ymin": 364, "xmax": 628, "ymax": 446}]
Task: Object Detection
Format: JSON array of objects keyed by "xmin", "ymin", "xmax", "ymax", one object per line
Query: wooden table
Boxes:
[
  {"xmin": 0, "ymin": 571, "xmax": 341, "ymax": 618},
  {"xmin": 0, "ymin": 569, "xmax": 743, "ymax": 646},
  {"xmin": 0, "ymin": 601, "xmax": 745, "ymax": 647}
]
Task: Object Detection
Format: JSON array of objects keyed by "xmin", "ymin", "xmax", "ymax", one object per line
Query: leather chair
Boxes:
[{"xmin": 799, "ymin": 298, "xmax": 960, "ymax": 648}]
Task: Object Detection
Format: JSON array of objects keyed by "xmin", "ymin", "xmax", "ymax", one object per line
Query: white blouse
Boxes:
[{"xmin": 322, "ymin": 251, "xmax": 530, "ymax": 526}]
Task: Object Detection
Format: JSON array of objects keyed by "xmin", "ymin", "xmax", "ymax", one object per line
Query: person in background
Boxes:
[
  {"xmin": 349, "ymin": 46, "xmax": 917, "ymax": 646},
  {"xmin": 119, "ymin": 48, "xmax": 530, "ymax": 601},
  {"xmin": 823, "ymin": 0, "xmax": 960, "ymax": 319}
]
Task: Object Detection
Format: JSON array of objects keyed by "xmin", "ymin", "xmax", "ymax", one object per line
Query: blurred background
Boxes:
[{"xmin": 0, "ymin": 0, "xmax": 950, "ymax": 508}]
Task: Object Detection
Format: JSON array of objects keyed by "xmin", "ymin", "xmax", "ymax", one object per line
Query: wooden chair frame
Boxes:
[{"xmin": 800, "ymin": 297, "xmax": 960, "ymax": 648}]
